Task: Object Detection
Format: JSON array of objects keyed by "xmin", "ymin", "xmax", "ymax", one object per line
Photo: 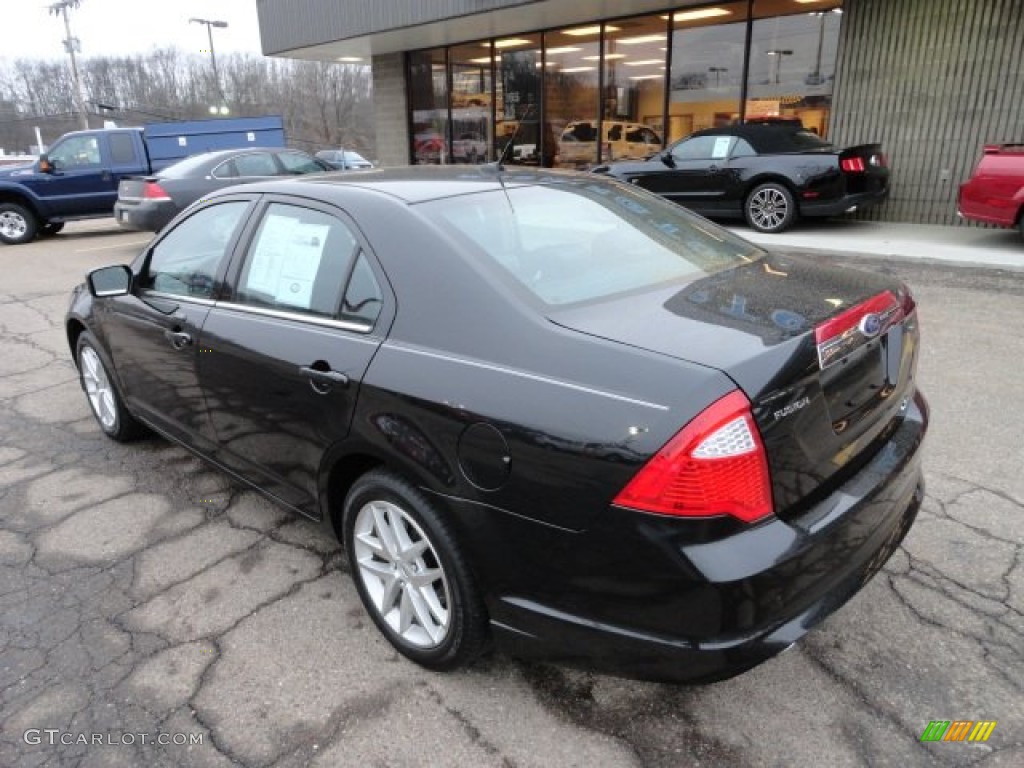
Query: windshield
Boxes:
[{"xmin": 418, "ymin": 180, "xmax": 762, "ymax": 306}]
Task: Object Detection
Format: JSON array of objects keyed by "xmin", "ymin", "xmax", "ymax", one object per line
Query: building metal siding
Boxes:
[{"xmin": 830, "ymin": 0, "xmax": 1024, "ymax": 225}]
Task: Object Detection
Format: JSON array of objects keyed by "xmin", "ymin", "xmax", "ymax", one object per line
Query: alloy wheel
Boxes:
[
  {"xmin": 352, "ymin": 499, "xmax": 451, "ymax": 648},
  {"xmin": 80, "ymin": 346, "xmax": 118, "ymax": 431},
  {"xmin": 749, "ymin": 187, "xmax": 790, "ymax": 231}
]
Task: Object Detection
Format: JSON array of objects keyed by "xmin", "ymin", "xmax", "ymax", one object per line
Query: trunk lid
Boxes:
[{"xmin": 550, "ymin": 253, "xmax": 920, "ymax": 518}]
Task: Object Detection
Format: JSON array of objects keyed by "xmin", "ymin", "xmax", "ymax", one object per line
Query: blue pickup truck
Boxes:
[{"xmin": 0, "ymin": 115, "xmax": 284, "ymax": 245}]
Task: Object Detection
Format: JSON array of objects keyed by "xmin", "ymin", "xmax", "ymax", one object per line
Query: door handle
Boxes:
[
  {"xmin": 299, "ymin": 365, "xmax": 349, "ymax": 390},
  {"xmin": 708, "ymin": 164, "xmax": 719, "ymax": 172},
  {"xmin": 163, "ymin": 330, "xmax": 192, "ymax": 350}
]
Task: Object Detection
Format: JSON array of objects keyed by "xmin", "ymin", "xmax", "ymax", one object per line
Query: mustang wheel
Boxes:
[
  {"xmin": 745, "ymin": 182, "xmax": 797, "ymax": 234},
  {"xmin": 343, "ymin": 469, "xmax": 487, "ymax": 669},
  {"xmin": 0, "ymin": 203, "xmax": 39, "ymax": 245},
  {"xmin": 76, "ymin": 333, "xmax": 146, "ymax": 441}
]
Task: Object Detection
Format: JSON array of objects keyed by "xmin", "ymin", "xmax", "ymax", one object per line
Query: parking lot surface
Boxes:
[{"xmin": 1, "ymin": 220, "xmax": 1022, "ymax": 767}]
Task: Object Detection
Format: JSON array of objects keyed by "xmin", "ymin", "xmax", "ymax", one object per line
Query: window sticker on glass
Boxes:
[
  {"xmin": 711, "ymin": 136, "xmax": 732, "ymax": 159},
  {"xmin": 246, "ymin": 214, "xmax": 330, "ymax": 310}
]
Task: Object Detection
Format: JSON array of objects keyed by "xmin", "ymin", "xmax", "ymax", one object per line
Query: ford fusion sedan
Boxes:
[
  {"xmin": 595, "ymin": 122, "xmax": 890, "ymax": 233},
  {"xmin": 67, "ymin": 167, "xmax": 926, "ymax": 682},
  {"xmin": 114, "ymin": 147, "xmax": 330, "ymax": 232}
]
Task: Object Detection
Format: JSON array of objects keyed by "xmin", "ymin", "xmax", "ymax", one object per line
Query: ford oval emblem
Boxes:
[{"xmin": 859, "ymin": 313, "xmax": 882, "ymax": 338}]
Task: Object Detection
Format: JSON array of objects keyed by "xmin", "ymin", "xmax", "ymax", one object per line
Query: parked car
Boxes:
[
  {"xmin": 114, "ymin": 147, "xmax": 330, "ymax": 232},
  {"xmin": 68, "ymin": 167, "xmax": 926, "ymax": 683},
  {"xmin": 0, "ymin": 116, "xmax": 285, "ymax": 245},
  {"xmin": 595, "ymin": 122, "xmax": 890, "ymax": 233},
  {"xmin": 559, "ymin": 120, "xmax": 662, "ymax": 167},
  {"xmin": 315, "ymin": 148, "xmax": 374, "ymax": 170},
  {"xmin": 452, "ymin": 132, "xmax": 488, "ymax": 164},
  {"xmin": 958, "ymin": 143, "xmax": 1024, "ymax": 237}
]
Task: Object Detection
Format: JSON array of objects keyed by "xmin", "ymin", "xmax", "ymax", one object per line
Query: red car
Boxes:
[{"xmin": 958, "ymin": 143, "xmax": 1024, "ymax": 237}]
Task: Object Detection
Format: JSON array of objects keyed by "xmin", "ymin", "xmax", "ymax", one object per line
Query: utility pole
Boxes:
[{"xmin": 49, "ymin": 1, "xmax": 89, "ymax": 130}]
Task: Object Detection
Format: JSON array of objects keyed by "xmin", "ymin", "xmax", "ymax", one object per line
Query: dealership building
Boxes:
[{"xmin": 257, "ymin": 0, "xmax": 1023, "ymax": 225}]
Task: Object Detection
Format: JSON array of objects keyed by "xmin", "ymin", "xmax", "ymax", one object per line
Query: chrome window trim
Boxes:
[
  {"xmin": 214, "ymin": 300, "xmax": 375, "ymax": 334},
  {"xmin": 142, "ymin": 291, "xmax": 218, "ymax": 306}
]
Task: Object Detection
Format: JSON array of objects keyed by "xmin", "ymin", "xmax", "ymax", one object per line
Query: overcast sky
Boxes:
[{"xmin": 6, "ymin": 0, "xmax": 263, "ymax": 62}]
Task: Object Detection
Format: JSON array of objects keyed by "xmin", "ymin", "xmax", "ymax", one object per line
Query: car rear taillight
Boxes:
[
  {"xmin": 143, "ymin": 181, "xmax": 171, "ymax": 200},
  {"xmin": 613, "ymin": 390, "xmax": 773, "ymax": 524},
  {"xmin": 841, "ymin": 156, "xmax": 866, "ymax": 173}
]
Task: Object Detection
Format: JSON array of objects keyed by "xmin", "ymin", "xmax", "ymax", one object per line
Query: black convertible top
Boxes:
[{"xmin": 689, "ymin": 123, "xmax": 834, "ymax": 154}]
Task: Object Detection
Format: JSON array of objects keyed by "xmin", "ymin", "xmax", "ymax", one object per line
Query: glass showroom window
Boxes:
[
  {"xmin": 409, "ymin": 48, "xmax": 449, "ymax": 164},
  {"xmin": 748, "ymin": 1, "xmax": 844, "ymax": 138},
  {"xmin": 602, "ymin": 15, "xmax": 667, "ymax": 160},
  {"xmin": 545, "ymin": 25, "xmax": 601, "ymax": 169},
  {"xmin": 451, "ymin": 41, "xmax": 495, "ymax": 164},
  {"xmin": 493, "ymin": 34, "xmax": 543, "ymax": 166},
  {"xmin": 668, "ymin": 1, "xmax": 751, "ymax": 143}
]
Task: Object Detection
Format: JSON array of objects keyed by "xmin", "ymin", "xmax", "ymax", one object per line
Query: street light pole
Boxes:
[
  {"xmin": 767, "ymin": 49, "xmax": 793, "ymax": 85},
  {"xmin": 189, "ymin": 18, "xmax": 228, "ymax": 110}
]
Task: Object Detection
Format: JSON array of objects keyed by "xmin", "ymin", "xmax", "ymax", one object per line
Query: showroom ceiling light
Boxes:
[
  {"xmin": 546, "ymin": 46, "xmax": 581, "ymax": 54},
  {"xmin": 559, "ymin": 66, "xmax": 596, "ymax": 72},
  {"xmin": 625, "ymin": 59, "xmax": 664, "ymax": 66},
  {"xmin": 661, "ymin": 8, "xmax": 732, "ymax": 22},
  {"xmin": 487, "ymin": 38, "xmax": 532, "ymax": 48},
  {"xmin": 563, "ymin": 25, "xmax": 618, "ymax": 36},
  {"xmin": 618, "ymin": 34, "xmax": 667, "ymax": 45}
]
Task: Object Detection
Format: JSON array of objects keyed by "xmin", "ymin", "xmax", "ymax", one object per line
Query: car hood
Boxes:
[{"xmin": 0, "ymin": 162, "xmax": 38, "ymax": 178}]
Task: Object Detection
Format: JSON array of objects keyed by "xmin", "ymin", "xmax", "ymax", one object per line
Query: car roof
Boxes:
[{"xmin": 212, "ymin": 165, "xmax": 605, "ymax": 204}]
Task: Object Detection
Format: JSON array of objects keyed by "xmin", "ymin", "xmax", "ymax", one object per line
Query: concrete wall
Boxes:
[
  {"xmin": 830, "ymin": 0, "xmax": 1024, "ymax": 225},
  {"xmin": 372, "ymin": 53, "xmax": 410, "ymax": 167}
]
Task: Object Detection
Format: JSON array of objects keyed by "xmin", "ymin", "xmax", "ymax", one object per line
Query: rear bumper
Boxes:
[
  {"xmin": 483, "ymin": 390, "xmax": 928, "ymax": 683},
  {"xmin": 113, "ymin": 200, "xmax": 177, "ymax": 232},
  {"xmin": 957, "ymin": 182, "xmax": 1020, "ymax": 227},
  {"xmin": 800, "ymin": 186, "xmax": 890, "ymax": 217}
]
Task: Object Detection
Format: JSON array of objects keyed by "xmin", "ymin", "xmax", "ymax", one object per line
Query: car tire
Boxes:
[
  {"xmin": 38, "ymin": 222, "xmax": 65, "ymax": 237},
  {"xmin": 745, "ymin": 182, "xmax": 797, "ymax": 234},
  {"xmin": 0, "ymin": 203, "xmax": 39, "ymax": 245},
  {"xmin": 343, "ymin": 469, "xmax": 488, "ymax": 670},
  {"xmin": 76, "ymin": 332, "xmax": 147, "ymax": 442}
]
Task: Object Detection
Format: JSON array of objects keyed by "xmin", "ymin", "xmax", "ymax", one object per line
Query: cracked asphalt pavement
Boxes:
[{"xmin": 2, "ymin": 220, "xmax": 1022, "ymax": 767}]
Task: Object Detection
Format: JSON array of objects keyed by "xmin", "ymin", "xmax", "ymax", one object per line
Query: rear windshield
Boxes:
[
  {"xmin": 418, "ymin": 180, "xmax": 762, "ymax": 306},
  {"xmin": 159, "ymin": 153, "xmax": 216, "ymax": 178}
]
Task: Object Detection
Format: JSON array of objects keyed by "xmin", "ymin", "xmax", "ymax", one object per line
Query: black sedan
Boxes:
[
  {"xmin": 595, "ymin": 122, "xmax": 890, "ymax": 233},
  {"xmin": 67, "ymin": 167, "xmax": 926, "ymax": 683},
  {"xmin": 113, "ymin": 147, "xmax": 331, "ymax": 232}
]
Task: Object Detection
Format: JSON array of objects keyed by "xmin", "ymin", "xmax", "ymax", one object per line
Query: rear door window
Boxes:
[
  {"xmin": 234, "ymin": 202, "xmax": 371, "ymax": 321},
  {"xmin": 108, "ymin": 133, "xmax": 138, "ymax": 165},
  {"xmin": 276, "ymin": 151, "xmax": 324, "ymax": 175},
  {"xmin": 233, "ymin": 153, "xmax": 280, "ymax": 177}
]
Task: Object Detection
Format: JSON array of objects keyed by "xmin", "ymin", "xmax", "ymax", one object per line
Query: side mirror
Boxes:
[
  {"xmin": 38, "ymin": 153, "xmax": 54, "ymax": 173},
  {"xmin": 87, "ymin": 265, "xmax": 132, "ymax": 297},
  {"xmin": 660, "ymin": 151, "xmax": 676, "ymax": 168}
]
